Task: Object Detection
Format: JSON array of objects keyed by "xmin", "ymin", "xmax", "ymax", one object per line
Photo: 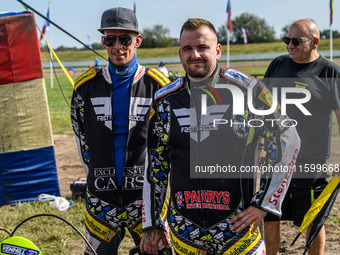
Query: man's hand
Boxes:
[
  {"xmin": 140, "ymin": 228, "xmax": 169, "ymax": 255},
  {"xmin": 257, "ymin": 137, "xmax": 266, "ymax": 169},
  {"xmin": 229, "ymin": 206, "xmax": 268, "ymax": 234},
  {"xmin": 257, "ymin": 148, "xmax": 266, "ymax": 169}
]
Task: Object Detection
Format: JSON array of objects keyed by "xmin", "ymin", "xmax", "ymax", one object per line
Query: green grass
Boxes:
[
  {"xmin": 41, "ymin": 38, "xmax": 340, "ymax": 62},
  {"xmin": 45, "ymin": 75, "xmax": 74, "ymax": 135},
  {"xmin": 0, "ymin": 199, "xmax": 85, "ymax": 254},
  {"xmin": 0, "ymin": 199, "xmax": 135, "ymax": 254}
]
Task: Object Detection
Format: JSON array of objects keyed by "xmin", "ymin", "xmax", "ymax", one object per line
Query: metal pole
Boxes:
[
  {"xmin": 227, "ymin": 30, "xmax": 230, "ymax": 68},
  {"xmin": 330, "ymin": 24, "xmax": 333, "ymax": 62},
  {"xmin": 16, "ymin": 0, "xmax": 106, "ymax": 60},
  {"xmin": 134, "ymin": 0, "xmax": 137, "ymax": 57},
  {"xmin": 49, "ymin": 1, "xmax": 53, "ymax": 88}
]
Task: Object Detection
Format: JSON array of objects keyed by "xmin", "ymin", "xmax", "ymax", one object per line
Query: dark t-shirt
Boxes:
[{"xmin": 263, "ymin": 54, "xmax": 340, "ymax": 159}]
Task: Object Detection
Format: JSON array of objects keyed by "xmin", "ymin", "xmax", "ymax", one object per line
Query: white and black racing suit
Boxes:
[
  {"xmin": 142, "ymin": 67, "xmax": 300, "ymax": 254},
  {"xmin": 71, "ymin": 64, "xmax": 169, "ymax": 254}
]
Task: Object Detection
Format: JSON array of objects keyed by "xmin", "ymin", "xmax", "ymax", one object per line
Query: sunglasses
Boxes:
[
  {"xmin": 103, "ymin": 34, "xmax": 137, "ymax": 47},
  {"xmin": 282, "ymin": 37, "xmax": 314, "ymax": 46}
]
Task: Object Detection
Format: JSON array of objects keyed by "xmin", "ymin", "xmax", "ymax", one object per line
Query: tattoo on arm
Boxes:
[{"xmin": 144, "ymin": 229, "xmax": 160, "ymax": 243}]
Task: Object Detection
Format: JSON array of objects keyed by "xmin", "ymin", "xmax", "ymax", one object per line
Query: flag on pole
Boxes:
[
  {"xmin": 40, "ymin": 6, "xmax": 50, "ymax": 41},
  {"xmin": 87, "ymin": 35, "xmax": 92, "ymax": 49},
  {"xmin": 291, "ymin": 175, "xmax": 340, "ymax": 254},
  {"xmin": 330, "ymin": 0, "xmax": 333, "ymax": 26},
  {"xmin": 241, "ymin": 27, "xmax": 248, "ymax": 44},
  {"xmin": 226, "ymin": 0, "xmax": 232, "ymax": 31}
]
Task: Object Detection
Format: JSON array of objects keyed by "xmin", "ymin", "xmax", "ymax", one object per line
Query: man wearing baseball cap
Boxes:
[{"xmin": 71, "ymin": 7, "xmax": 170, "ymax": 254}]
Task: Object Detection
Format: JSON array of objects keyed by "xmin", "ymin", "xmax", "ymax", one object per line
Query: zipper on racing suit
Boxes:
[
  {"xmin": 188, "ymin": 82, "xmax": 208, "ymax": 230},
  {"xmin": 110, "ymin": 85, "xmax": 125, "ymax": 208},
  {"xmin": 189, "ymin": 70, "xmax": 220, "ymax": 231},
  {"xmin": 118, "ymin": 187, "xmax": 124, "ymax": 208}
]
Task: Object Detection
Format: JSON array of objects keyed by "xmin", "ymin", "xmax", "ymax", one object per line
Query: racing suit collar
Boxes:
[{"xmin": 108, "ymin": 54, "xmax": 137, "ymax": 77}]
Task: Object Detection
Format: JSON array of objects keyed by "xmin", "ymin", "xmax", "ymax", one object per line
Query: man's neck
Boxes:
[
  {"xmin": 188, "ymin": 76, "xmax": 207, "ymax": 83},
  {"xmin": 293, "ymin": 52, "xmax": 320, "ymax": 64}
]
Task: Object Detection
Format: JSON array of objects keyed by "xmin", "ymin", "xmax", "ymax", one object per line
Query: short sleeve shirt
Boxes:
[{"xmin": 263, "ymin": 54, "xmax": 340, "ymax": 159}]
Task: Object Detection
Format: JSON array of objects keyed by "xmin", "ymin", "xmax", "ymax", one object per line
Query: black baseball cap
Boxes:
[{"xmin": 98, "ymin": 7, "xmax": 139, "ymax": 34}]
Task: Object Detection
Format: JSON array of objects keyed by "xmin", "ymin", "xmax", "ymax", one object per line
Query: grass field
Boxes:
[
  {"xmin": 0, "ymin": 199, "xmax": 135, "ymax": 254},
  {"xmin": 0, "ymin": 200, "xmax": 85, "ymax": 254},
  {"xmin": 44, "ymin": 75, "xmax": 74, "ymax": 135},
  {"xmin": 41, "ymin": 38, "xmax": 340, "ymax": 62}
]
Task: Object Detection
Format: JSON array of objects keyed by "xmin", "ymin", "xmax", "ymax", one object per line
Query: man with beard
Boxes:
[{"xmin": 140, "ymin": 18, "xmax": 300, "ymax": 255}]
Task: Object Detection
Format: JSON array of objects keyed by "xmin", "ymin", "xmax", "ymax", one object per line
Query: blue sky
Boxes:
[{"xmin": 3, "ymin": 0, "xmax": 339, "ymax": 48}]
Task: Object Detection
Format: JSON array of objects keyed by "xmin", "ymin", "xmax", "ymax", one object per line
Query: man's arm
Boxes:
[
  {"xmin": 333, "ymin": 108, "xmax": 340, "ymax": 176},
  {"xmin": 228, "ymin": 76, "xmax": 300, "ymax": 233},
  {"xmin": 141, "ymin": 100, "xmax": 171, "ymax": 252},
  {"xmin": 70, "ymin": 90, "xmax": 90, "ymax": 175},
  {"xmin": 250, "ymin": 80, "xmax": 300, "ymax": 216},
  {"xmin": 257, "ymin": 136, "xmax": 266, "ymax": 168},
  {"xmin": 335, "ymin": 108, "xmax": 340, "ymax": 135},
  {"xmin": 231, "ymin": 122, "xmax": 300, "ymax": 234}
]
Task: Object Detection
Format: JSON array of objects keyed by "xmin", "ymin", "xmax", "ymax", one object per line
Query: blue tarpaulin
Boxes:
[
  {"xmin": 0, "ymin": 146, "xmax": 60, "ymax": 206},
  {"xmin": 0, "ymin": 12, "xmax": 60, "ymax": 206}
]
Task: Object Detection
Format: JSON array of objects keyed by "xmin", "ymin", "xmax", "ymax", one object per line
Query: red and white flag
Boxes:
[
  {"xmin": 226, "ymin": 0, "xmax": 232, "ymax": 31},
  {"xmin": 330, "ymin": 0, "xmax": 333, "ymax": 26},
  {"xmin": 40, "ymin": 6, "xmax": 50, "ymax": 41},
  {"xmin": 242, "ymin": 27, "xmax": 248, "ymax": 44}
]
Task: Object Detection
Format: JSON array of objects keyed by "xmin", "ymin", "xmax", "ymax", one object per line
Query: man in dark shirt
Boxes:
[{"xmin": 262, "ymin": 19, "xmax": 340, "ymax": 255}]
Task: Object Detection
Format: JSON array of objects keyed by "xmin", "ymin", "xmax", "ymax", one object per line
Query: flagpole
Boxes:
[
  {"xmin": 226, "ymin": 0, "xmax": 231, "ymax": 68},
  {"xmin": 134, "ymin": 0, "xmax": 137, "ymax": 57},
  {"xmin": 49, "ymin": 0, "xmax": 53, "ymax": 88},
  {"xmin": 330, "ymin": 24, "xmax": 333, "ymax": 61},
  {"xmin": 227, "ymin": 30, "xmax": 230, "ymax": 68},
  {"xmin": 330, "ymin": 0, "xmax": 333, "ymax": 62}
]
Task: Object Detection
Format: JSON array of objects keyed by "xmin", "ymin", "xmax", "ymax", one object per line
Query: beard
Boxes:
[
  {"xmin": 186, "ymin": 68, "xmax": 211, "ymax": 78},
  {"xmin": 184, "ymin": 61, "xmax": 212, "ymax": 78}
]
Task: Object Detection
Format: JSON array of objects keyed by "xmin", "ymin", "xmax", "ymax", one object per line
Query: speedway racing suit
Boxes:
[
  {"xmin": 71, "ymin": 63, "xmax": 169, "ymax": 254},
  {"xmin": 142, "ymin": 67, "xmax": 300, "ymax": 254}
]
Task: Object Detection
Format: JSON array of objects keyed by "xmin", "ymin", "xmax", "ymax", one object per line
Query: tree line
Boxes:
[{"xmin": 49, "ymin": 12, "xmax": 340, "ymax": 51}]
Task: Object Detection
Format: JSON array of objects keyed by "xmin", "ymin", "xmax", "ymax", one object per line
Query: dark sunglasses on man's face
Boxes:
[
  {"xmin": 282, "ymin": 36, "xmax": 314, "ymax": 46},
  {"xmin": 103, "ymin": 34, "xmax": 136, "ymax": 47}
]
